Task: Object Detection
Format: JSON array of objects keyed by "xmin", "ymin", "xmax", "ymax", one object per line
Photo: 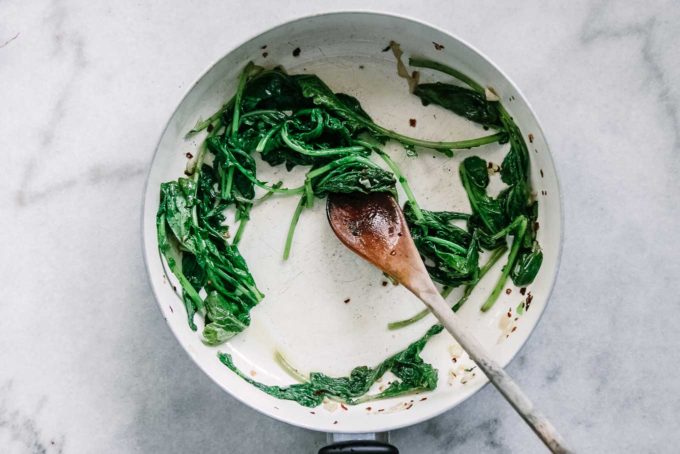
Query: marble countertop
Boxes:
[{"xmin": 2, "ymin": 1, "xmax": 679, "ymax": 452}]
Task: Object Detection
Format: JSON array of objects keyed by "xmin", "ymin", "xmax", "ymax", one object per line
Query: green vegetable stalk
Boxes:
[{"xmin": 157, "ymin": 54, "xmax": 542, "ymax": 407}]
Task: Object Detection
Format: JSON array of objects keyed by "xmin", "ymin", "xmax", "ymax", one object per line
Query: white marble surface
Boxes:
[{"xmin": 1, "ymin": 1, "xmax": 679, "ymax": 452}]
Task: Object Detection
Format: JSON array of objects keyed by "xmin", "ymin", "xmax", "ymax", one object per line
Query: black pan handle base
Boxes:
[{"xmin": 318, "ymin": 440, "xmax": 399, "ymax": 453}]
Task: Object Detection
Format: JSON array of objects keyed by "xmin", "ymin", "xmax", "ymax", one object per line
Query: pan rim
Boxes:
[{"xmin": 141, "ymin": 10, "xmax": 564, "ymax": 434}]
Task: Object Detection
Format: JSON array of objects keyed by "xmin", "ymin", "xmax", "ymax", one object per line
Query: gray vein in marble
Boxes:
[
  {"xmin": 14, "ymin": 0, "xmax": 109, "ymax": 208},
  {"xmin": 38, "ymin": 0, "xmax": 88, "ymax": 148},
  {"xmin": 581, "ymin": 0, "xmax": 680, "ymax": 152},
  {"xmin": 0, "ymin": 32, "xmax": 20, "ymax": 49},
  {"xmin": 0, "ymin": 381, "xmax": 65, "ymax": 454},
  {"xmin": 15, "ymin": 163, "xmax": 146, "ymax": 207},
  {"xmin": 45, "ymin": 0, "xmax": 87, "ymax": 67}
]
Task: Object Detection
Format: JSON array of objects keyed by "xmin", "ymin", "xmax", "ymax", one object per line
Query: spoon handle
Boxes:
[{"xmin": 416, "ymin": 285, "xmax": 571, "ymax": 453}]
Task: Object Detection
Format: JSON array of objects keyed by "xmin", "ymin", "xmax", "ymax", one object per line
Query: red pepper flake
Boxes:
[
  {"xmin": 382, "ymin": 281, "xmax": 388, "ymax": 287},
  {"xmin": 310, "ymin": 411, "xmax": 315, "ymax": 415},
  {"xmin": 520, "ymin": 287, "xmax": 527, "ymax": 295},
  {"xmin": 505, "ymin": 288, "xmax": 512, "ymax": 295},
  {"xmin": 333, "ymin": 420, "xmax": 338, "ymax": 425},
  {"xmin": 420, "ymin": 397, "xmax": 428, "ymax": 401},
  {"xmin": 343, "ymin": 298, "xmax": 350, "ymax": 304},
  {"xmin": 409, "ymin": 118, "xmax": 417, "ymax": 127},
  {"xmin": 432, "ymin": 41, "xmax": 445, "ymax": 50},
  {"xmin": 340, "ymin": 403, "xmax": 348, "ymax": 411},
  {"xmin": 250, "ymin": 370, "xmax": 257, "ymax": 377},
  {"xmin": 540, "ymin": 169, "xmax": 544, "ymax": 178},
  {"xmin": 534, "ymin": 221, "xmax": 540, "ymax": 231},
  {"xmin": 262, "ymin": 52, "xmax": 268, "ymax": 58},
  {"xmin": 507, "ymin": 309, "xmax": 512, "ymax": 318},
  {"xmin": 292, "ymin": 47, "xmax": 301, "ymax": 57},
  {"xmin": 511, "ymin": 326, "xmax": 517, "ymax": 333},
  {"xmin": 526, "ymin": 292, "xmax": 534, "ymax": 310},
  {"xmin": 172, "ymin": 285, "xmax": 177, "ymax": 292},
  {"xmin": 405, "ymin": 403, "xmax": 414, "ymax": 410},
  {"xmin": 366, "ymin": 406, "xmax": 372, "ymax": 411},
  {"xmin": 185, "ymin": 152, "xmax": 193, "ymax": 159},
  {"xmin": 528, "ymin": 133, "xmax": 534, "ymax": 143},
  {"xmin": 451, "ymin": 357, "xmax": 457, "ymax": 363},
  {"xmin": 378, "ymin": 408, "xmax": 385, "ymax": 412}
]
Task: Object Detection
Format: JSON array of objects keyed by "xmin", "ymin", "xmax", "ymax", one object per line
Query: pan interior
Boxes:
[{"xmin": 143, "ymin": 12, "xmax": 561, "ymax": 433}]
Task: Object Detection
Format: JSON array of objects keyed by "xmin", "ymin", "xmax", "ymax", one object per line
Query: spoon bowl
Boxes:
[{"xmin": 326, "ymin": 192, "xmax": 424, "ymax": 291}]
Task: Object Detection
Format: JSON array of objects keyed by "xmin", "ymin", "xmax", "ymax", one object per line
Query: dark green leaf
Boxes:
[
  {"xmin": 413, "ymin": 82, "xmax": 501, "ymax": 128},
  {"xmin": 403, "ymin": 202, "xmax": 479, "ymax": 287},
  {"xmin": 160, "ymin": 180, "xmax": 196, "ymax": 249},
  {"xmin": 242, "ymin": 68, "xmax": 309, "ymax": 112},
  {"xmin": 312, "ymin": 158, "xmax": 396, "ymax": 197},
  {"xmin": 460, "ymin": 157, "xmax": 507, "ymax": 236},
  {"xmin": 511, "ymin": 244, "xmax": 543, "ymax": 286},
  {"xmin": 461, "ymin": 156, "xmax": 489, "ymax": 188},
  {"xmin": 500, "ymin": 141, "xmax": 529, "ymax": 185},
  {"xmin": 498, "ymin": 183, "xmax": 529, "ymax": 221},
  {"xmin": 203, "ymin": 291, "xmax": 249, "ymax": 345}
]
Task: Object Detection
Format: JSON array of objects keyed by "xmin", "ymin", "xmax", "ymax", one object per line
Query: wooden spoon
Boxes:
[{"xmin": 327, "ymin": 192, "xmax": 570, "ymax": 454}]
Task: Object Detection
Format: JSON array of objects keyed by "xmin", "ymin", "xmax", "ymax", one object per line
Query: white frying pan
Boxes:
[{"xmin": 142, "ymin": 12, "xmax": 562, "ymax": 452}]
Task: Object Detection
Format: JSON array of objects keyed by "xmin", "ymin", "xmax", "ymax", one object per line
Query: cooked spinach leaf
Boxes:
[
  {"xmin": 389, "ymin": 58, "xmax": 543, "ymax": 321},
  {"xmin": 413, "ymin": 82, "xmax": 502, "ymax": 128},
  {"xmin": 296, "ymin": 74, "xmax": 505, "ymax": 156},
  {"xmin": 158, "ymin": 55, "xmax": 543, "ymax": 406},
  {"xmin": 218, "ymin": 324, "xmax": 443, "ymax": 407},
  {"xmin": 404, "ymin": 202, "xmax": 479, "ymax": 287},
  {"xmin": 157, "ymin": 178, "xmax": 264, "ymax": 344}
]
